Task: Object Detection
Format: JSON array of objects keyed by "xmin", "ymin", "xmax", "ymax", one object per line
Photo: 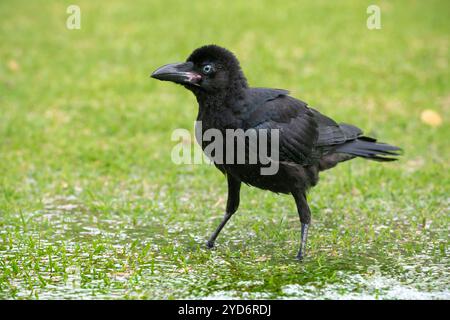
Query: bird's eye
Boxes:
[{"xmin": 202, "ymin": 64, "xmax": 213, "ymax": 74}]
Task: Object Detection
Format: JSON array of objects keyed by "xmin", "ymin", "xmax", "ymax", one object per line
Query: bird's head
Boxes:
[{"xmin": 151, "ymin": 45, "xmax": 247, "ymax": 96}]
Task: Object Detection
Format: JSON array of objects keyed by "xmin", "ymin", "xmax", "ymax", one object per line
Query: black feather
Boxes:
[{"xmin": 335, "ymin": 138, "xmax": 402, "ymax": 162}]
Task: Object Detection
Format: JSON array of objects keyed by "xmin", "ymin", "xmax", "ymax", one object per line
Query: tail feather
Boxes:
[{"xmin": 335, "ymin": 137, "xmax": 402, "ymax": 162}]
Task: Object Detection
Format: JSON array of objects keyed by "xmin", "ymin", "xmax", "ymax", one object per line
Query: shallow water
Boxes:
[{"xmin": 0, "ymin": 194, "xmax": 448, "ymax": 300}]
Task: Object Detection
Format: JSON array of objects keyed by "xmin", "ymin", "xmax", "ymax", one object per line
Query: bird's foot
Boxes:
[
  {"xmin": 206, "ymin": 240, "xmax": 215, "ymax": 249},
  {"xmin": 296, "ymin": 252, "xmax": 305, "ymax": 261}
]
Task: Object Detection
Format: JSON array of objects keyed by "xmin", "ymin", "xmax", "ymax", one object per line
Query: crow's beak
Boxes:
[{"xmin": 151, "ymin": 62, "xmax": 202, "ymax": 86}]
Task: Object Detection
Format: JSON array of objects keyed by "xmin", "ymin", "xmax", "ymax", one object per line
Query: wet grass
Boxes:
[{"xmin": 0, "ymin": 0, "xmax": 449, "ymax": 299}]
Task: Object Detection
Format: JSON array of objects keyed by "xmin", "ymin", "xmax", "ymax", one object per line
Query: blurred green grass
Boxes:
[{"xmin": 0, "ymin": 0, "xmax": 448, "ymax": 299}]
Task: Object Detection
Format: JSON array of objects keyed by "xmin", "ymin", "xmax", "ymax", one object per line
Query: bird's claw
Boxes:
[{"xmin": 206, "ymin": 240, "xmax": 215, "ymax": 249}]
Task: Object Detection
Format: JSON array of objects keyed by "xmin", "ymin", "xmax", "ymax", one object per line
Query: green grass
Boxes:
[{"xmin": 0, "ymin": 0, "xmax": 449, "ymax": 299}]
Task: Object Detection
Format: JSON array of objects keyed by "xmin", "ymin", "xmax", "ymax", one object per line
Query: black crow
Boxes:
[{"xmin": 151, "ymin": 45, "xmax": 401, "ymax": 260}]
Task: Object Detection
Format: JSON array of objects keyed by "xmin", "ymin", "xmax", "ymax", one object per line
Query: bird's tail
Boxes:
[{"xmin": 334, "ymin": 136, "xmax": 402, "ymax": 162}]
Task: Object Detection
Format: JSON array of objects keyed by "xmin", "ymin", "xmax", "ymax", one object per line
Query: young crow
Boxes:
[{"xmin": 151, "ymin": 45, "xmax": 401, "ymax": 260}]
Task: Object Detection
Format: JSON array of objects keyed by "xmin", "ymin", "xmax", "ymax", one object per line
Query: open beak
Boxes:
[{"xmin": 151, "ymin": 62, "xmax": 202, "ymax": 86}]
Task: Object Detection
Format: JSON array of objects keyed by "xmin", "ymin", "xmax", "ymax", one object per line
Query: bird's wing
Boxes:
[
  {"xmin": 309, "ymin": 108, "xmax": 363, "ymax": 146},
  {"xmin": 243, "ymin": 89, "xmax": 319, "ymax": 165},
  {"xmin": 242, "ymin": 88, "xmax": 366, "ymax": 165}
]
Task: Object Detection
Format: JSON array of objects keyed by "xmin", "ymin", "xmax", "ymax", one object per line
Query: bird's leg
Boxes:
[
  {"xmin": 206, "ymin": 174, "xmax": 241, "ymax": 249},
  {"xmin": 292, "ymin": 192, "xmax": 311, "ymax": 260},
  {"xmin": 298, "ymin": 222, "xmax": 309, "ymax": 260},
  {"xmin": 206, "ymin": 212, "xmax": 233, "ymax": 248}
]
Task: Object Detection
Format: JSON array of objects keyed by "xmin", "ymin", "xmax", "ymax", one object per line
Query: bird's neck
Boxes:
[
  {"xmin": 195, "ymin": 79, "xmax": 247, "ymax": 107},
  {"xmin": 195, "ymin": 87, "xmax": 244, "ymax": 117}
]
